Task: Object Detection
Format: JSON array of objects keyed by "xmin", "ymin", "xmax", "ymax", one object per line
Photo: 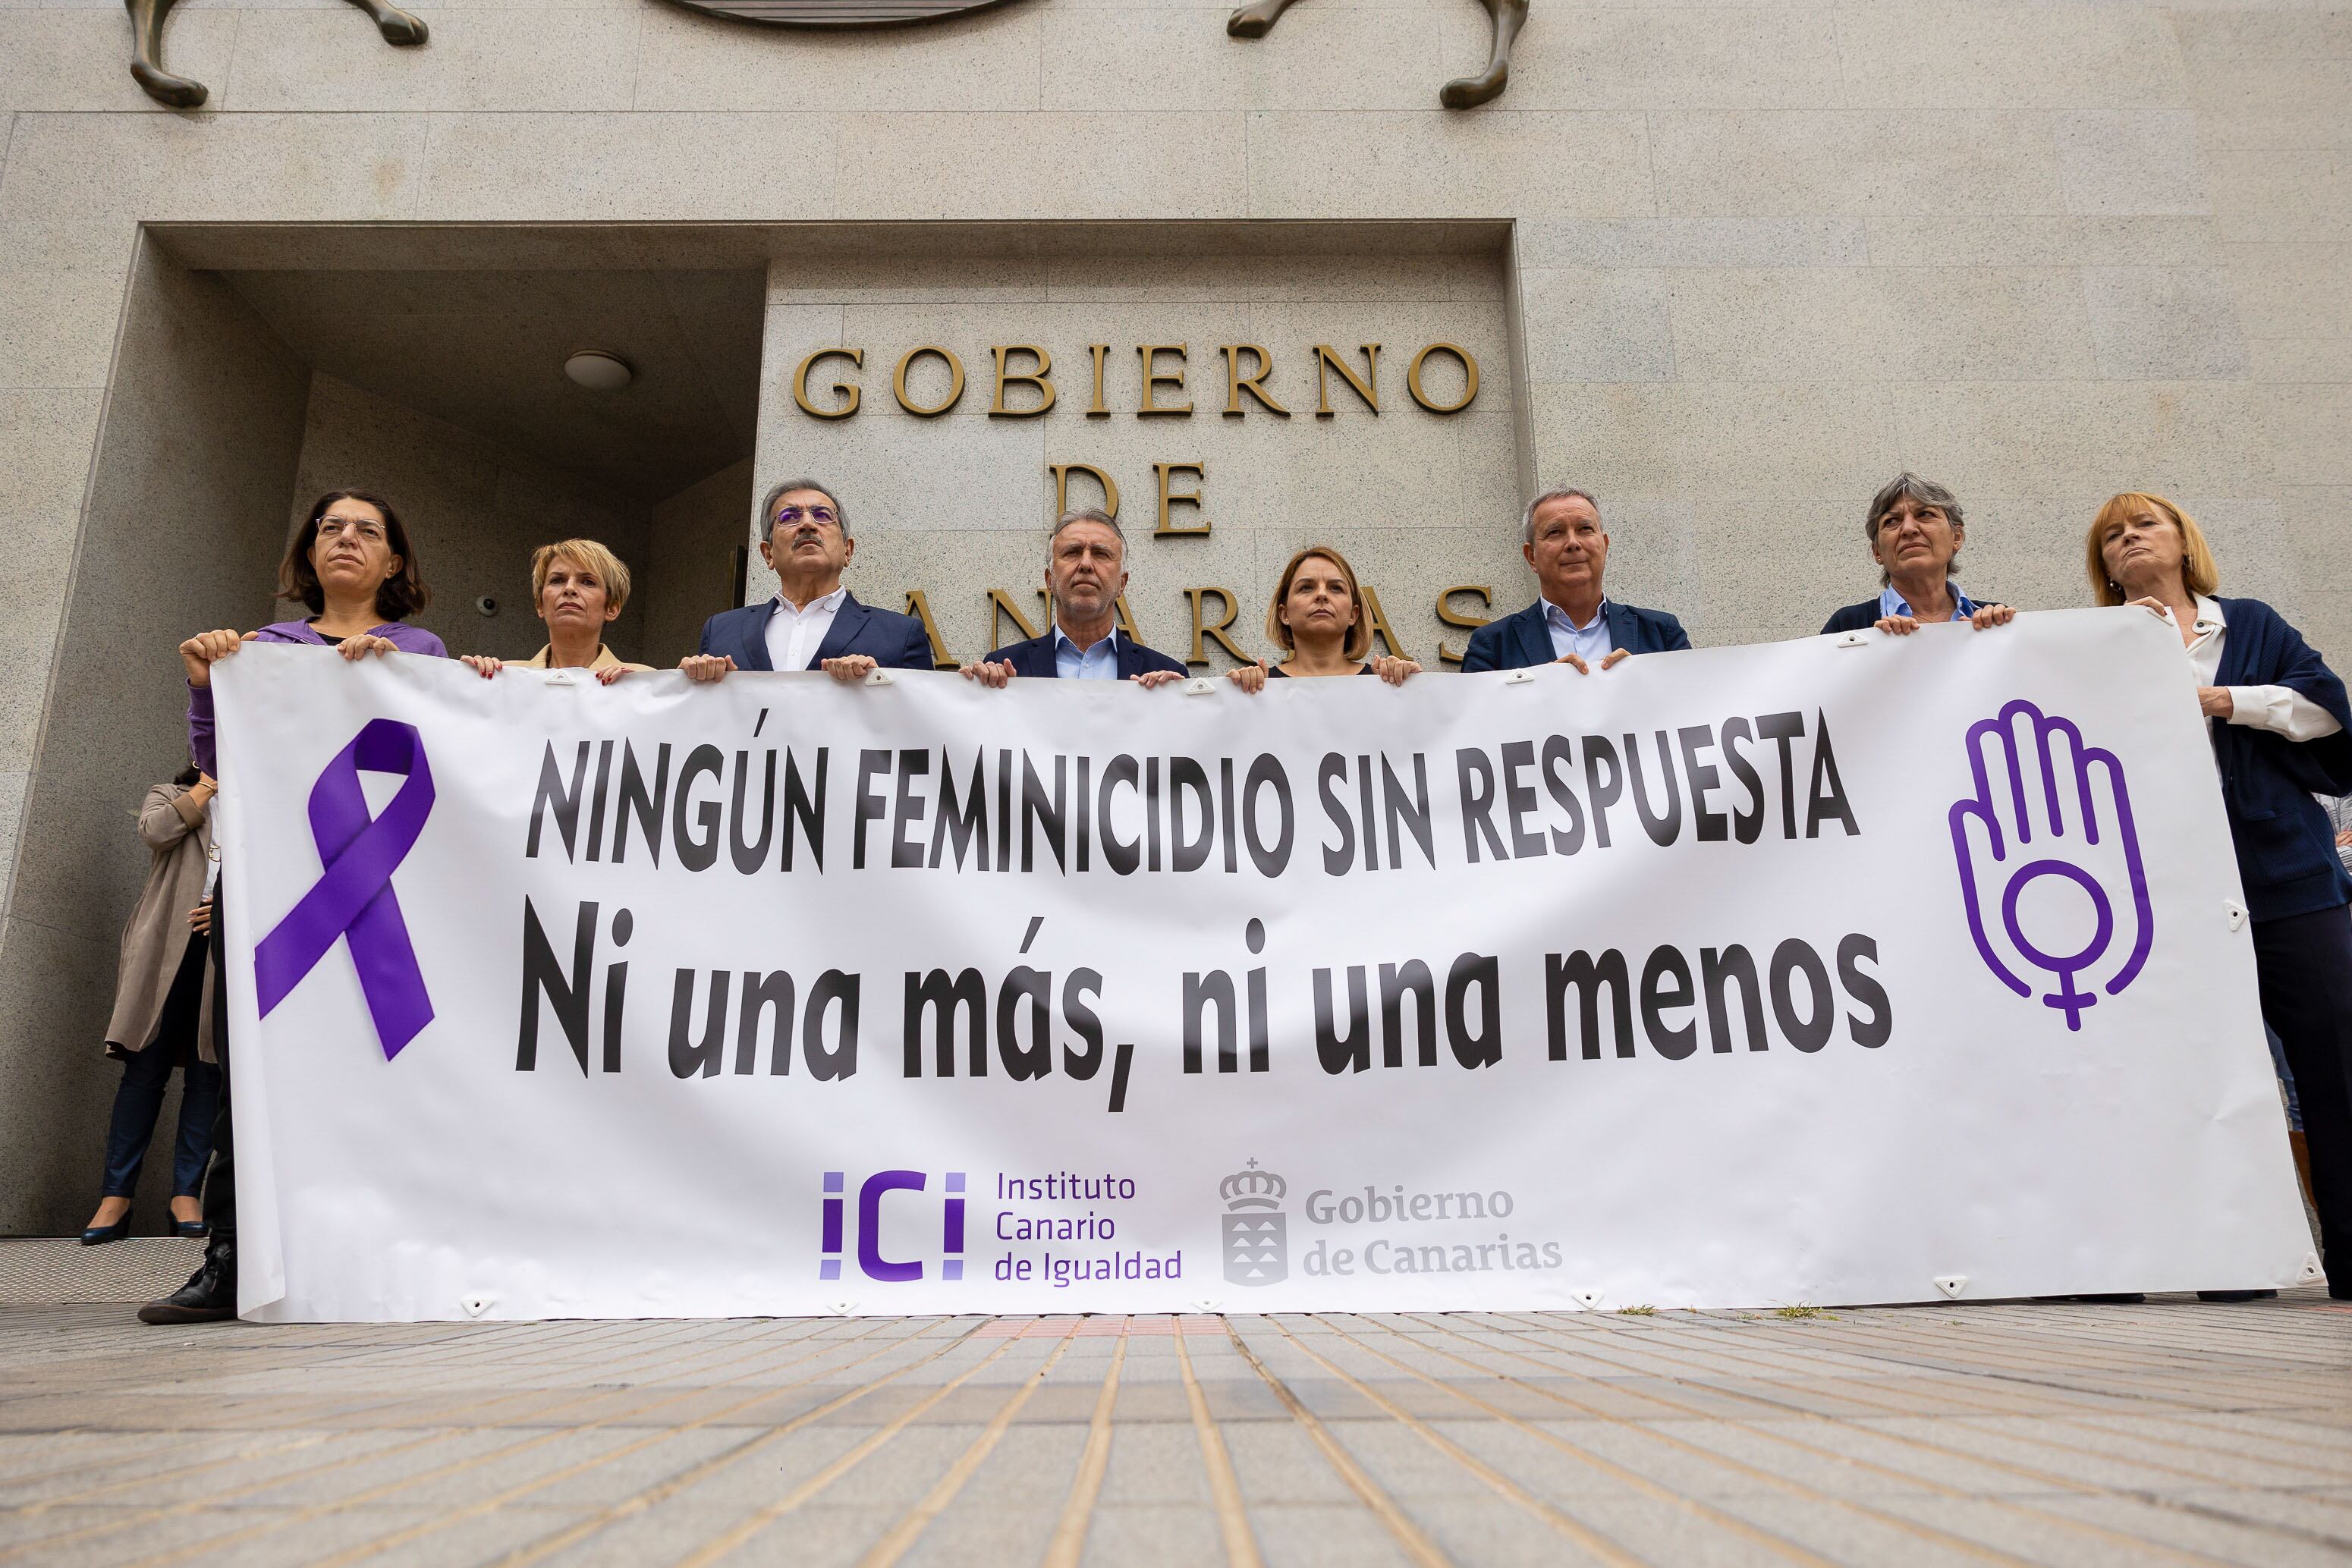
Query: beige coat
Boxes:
[
  {"xmin": 103, "ymin": 783, "xmax": 215, "ymax": 1062},
  {"xmin": 520, "ymin": 644, "xmax": 651, "ymax": 673}
]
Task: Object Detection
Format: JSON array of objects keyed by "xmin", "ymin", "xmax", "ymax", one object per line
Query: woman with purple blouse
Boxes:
[{"xmin": 143, "ymin": 490, "xmax": 445, "ymax": 1325}]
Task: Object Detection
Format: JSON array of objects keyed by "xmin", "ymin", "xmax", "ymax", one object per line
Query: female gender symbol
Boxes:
[{"xmin": 1998, "ymin": 858, "xmax": 2115, "ymax": 1029}]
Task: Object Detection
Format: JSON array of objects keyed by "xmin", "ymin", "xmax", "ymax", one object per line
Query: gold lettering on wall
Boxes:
[
  {"xmin": 989, "ymin": 344, "xmax": 1055, "ymax": 418},
  {"xmin": 903, "ymin": 589, "xmax": 958, "ymax": 669},
  {"xmin": 929, "ymin": 586, "xmax": 1482, "ymax": 667},
  {"xmin": 893, "ymin": 346, "xmax": 966, "ymax": 417},
  {"xmin": 1407, "ymin": 342, "xmax": 1479, "ymax": 413},
  {"xmin": 1185, "ymin": 587, "xmax": 1250, "ymax": 665},
  {"xmin": 1222, "ymin": 344, "xmax": 1291, "ymax": 417},
  {"xmin": 788, "ymin": 341, "xmax": 1479, "ymax": 419},
  {"xmin": 793, "ymin": 347, "xmax": 862, "ymax": 419},
  {"xmin": 989, "ymin": 588, "xmax": 1047, "ymax": 647},
  {"xmin": 1313, "ymin": 344, "xmax": 1380, "ymax": 416},
  {"xmin": 1050, "ymin": 462, "xmax": 1121, "ymax": 519},
  {"xmin": 1435, "ymin": 584, "xmax": 1493, "ymax": 665},
  {"xmin": 1155, "ymin": 462, "xmax": 1209, "ymax": 537},
  {"xmin": 1137, "ymin": 344, "xmax": 1192, "ymax": 416},
  {"xmin": 1358, "ymin": 586, "xmax": 1412, "ymax": 661}
]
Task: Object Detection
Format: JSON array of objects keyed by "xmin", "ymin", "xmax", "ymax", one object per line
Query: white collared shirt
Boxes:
[
  {"xmin": 763, "ymin": 586, "xmax": 848, "ymax": 672},
  {"xmin": 2177, "ymin": 594, "xmax": 2341, "ymax": 742},
  {"xmin": 1541, "ymin": 596, "xmax": 1611, "ymax": 665}
]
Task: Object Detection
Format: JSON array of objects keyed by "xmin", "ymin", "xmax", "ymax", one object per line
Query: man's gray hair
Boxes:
[
  {"xmin": 1865, "ymin": 472, "xmax": 1964, "ymax": 583},
  {"xmin": 1521, "ymin": 485, "xmax": 1601, "ymax": 545},
  {"xmin": 1049, "ymin": 507, "xmax": 1124, "ymax": 557},
  {"xmin": 759, "ymin": 478, "xmax": 848, "ymax": 539}
]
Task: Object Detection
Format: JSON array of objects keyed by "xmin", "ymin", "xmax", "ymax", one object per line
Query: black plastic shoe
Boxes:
[
  {"xmin": 2196, "ymin": 1289, "xmax": 2278, "ymax": 1302},
  {"xmin": 137, "ymin": 1236, "xmax": 235, "ymax": 1324}
]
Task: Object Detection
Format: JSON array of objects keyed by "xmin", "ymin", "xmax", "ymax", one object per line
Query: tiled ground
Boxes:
[{"xmin": 4, "ymin": 1284, "xmax": 2351, "ymax": 1566}]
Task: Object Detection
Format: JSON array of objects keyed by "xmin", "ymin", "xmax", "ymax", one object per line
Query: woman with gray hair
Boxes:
[{"xmin": 1821, "ymin": 473, "xmax": 2014, "ymax": 636}]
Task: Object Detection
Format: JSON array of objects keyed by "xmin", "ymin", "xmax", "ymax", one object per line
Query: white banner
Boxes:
[{"xmin": 212, "ymin": 611, "xmax": 2315, "ymax": 1322}]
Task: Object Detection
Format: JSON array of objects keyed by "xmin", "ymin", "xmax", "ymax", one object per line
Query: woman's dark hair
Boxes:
[
  {"xmin": 278, "ymin": 490, "xmax": 430, "ymax": 621},
  {"xmin": 172, "ymin": 762, "xmax": 201, "ymax": 788}
]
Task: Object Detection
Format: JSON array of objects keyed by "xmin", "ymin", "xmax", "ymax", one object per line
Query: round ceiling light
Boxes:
[{"xmin": 564, "ymin": 349, "xmax": 634, "ymax": 391}]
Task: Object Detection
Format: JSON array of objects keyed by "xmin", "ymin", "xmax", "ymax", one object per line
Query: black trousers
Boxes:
[
  {"xmin": 200, "ymin": 888, "xmax": 234, "ymax": 1242},
  {"xmin": 2253, "ymin": 904, "xmax": 2352, "ymax": 1277}
]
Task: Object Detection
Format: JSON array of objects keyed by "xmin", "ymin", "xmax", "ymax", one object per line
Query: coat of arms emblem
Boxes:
[{"xmin": 1221, "ymin": 1158, "xmax": 1288, "ymax": 1287}]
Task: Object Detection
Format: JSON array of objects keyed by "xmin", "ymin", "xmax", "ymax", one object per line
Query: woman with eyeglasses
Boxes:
[
  {"xmin": 147, "ymin": 490, "xmax": 446, "ymax": 1326},
  {"xmin": 1227, "ymin": 545, "xmax": 1420, "ymax": 691}
]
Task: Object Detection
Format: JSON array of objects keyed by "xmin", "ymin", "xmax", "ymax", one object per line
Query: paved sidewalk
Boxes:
[{"xmin": 4, "ymin": 1290, "xmax": 2351, "ymax": 1566}]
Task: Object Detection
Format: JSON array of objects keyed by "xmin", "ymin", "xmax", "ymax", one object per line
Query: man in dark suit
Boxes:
[
  {"xmin": 961, "ymin": 509, "xmax": 1189, "ymax": 688},
  {"xmin": 1461, "ymin": 486, "xmax": 1690, "ymax": 674},
  {"xmin": 680, "ymin": 478, "xmax": 932, "ymax": 684}
]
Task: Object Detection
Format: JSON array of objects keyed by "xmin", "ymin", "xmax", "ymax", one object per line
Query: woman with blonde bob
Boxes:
[
  {"xmin": 1228, "ymin": 545, "xmax": 1420, "ymax": 692},
  {"xmin": 464, "ymin": 538, "xmax": 652, "ymax": 683},
  {"xmin": 2090, "ymin": 490, "xmax": 2352, "ymax": 1301}
]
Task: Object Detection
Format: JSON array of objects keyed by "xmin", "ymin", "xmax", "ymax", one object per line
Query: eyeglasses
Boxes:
[
  {"xmin": 773, "ymin": 506, "xmax": 838, "ymax": 528},
  {"xmin": 317, "ymin": 517, "xmax": 387, "ymax": 541}
]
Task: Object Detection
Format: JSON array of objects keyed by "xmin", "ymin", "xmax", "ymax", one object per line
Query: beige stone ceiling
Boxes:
[{"xmin": 220, "ymin": 267, "xmax": 764, "ymax": 504}]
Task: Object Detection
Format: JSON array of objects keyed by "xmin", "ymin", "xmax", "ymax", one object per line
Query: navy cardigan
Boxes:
[{"xmin": 2208, "ymin": 596, "xmax": 2352, "ymax": 922}]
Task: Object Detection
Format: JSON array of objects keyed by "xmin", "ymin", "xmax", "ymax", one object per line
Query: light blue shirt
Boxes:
[
  {"xmin": 1053, "ymin": 625, "xmax": 1122, "ymax": 680},
  {"xmin": 1542, "ymin": 597, "xmax": 1612, "ymax": 664},
  {"xmin": 1878, "ymin": 582, "xmax": 1979, "ymax": 622}
]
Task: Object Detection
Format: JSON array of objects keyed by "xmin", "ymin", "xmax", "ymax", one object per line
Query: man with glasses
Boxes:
[{"xmin": 682, "ymin": 479, "xmax": 932, "ymax": 681}]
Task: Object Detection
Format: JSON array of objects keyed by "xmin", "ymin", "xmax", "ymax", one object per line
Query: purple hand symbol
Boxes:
[{"xmin": 1949, "ymin": 700, "xmax": 2152, "ymax": 1031}]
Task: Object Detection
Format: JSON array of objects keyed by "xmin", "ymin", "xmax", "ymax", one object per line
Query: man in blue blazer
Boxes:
[
  {"xmin": 961, "ymin": 509, "xmax": 1189, "ymax": 687},
  {"xmin": 681, "ymin": 479, "xmax": 932, "ymax": 684},
  {"xmin": 1461, "ymin": 486, "xmax": 1690, "ymax": 674}
]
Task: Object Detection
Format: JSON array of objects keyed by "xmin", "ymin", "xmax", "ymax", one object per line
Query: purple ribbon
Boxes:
[{"xmin": 255, "ymin": 719, "xmax": 436, "ymax": 1058}]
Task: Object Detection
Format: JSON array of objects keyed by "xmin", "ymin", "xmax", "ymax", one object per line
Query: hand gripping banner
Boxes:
[{"xmin": 253, "ymin": 718, "xmax": 436, "ymax": 1058}]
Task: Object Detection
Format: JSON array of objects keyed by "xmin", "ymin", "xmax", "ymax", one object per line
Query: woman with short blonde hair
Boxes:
[
  {"xmin": 464, "ymin": 538, "xmax": 650, "ymax": 683},
  {"xmin": 1228, "ymin": 544, "xmax": 1419, "ymax": 691},
  {"xmin": 2086, "ymin": 491, "xmax": 2218, "ymax": 605},
  {"xmin": 2089, "ymin": 489, "xmax": 2352, "ymax": 1302}
]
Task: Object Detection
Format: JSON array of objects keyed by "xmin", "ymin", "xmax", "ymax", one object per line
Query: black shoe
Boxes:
[
  {"xmin": 80, "ymin": 1215, "xmax": 131, "ymax": 1246},
  {"xmin": 171, "ymin": 1218, "xmax": 209, "ymax": 1239},
  {"xmin": 2197, "ymin": 1289, "xmax": 2278, "ymax": 1302},
  {"xmin": 137, "ymin": 1236, "xmax": 235, "ymax": 1324}
]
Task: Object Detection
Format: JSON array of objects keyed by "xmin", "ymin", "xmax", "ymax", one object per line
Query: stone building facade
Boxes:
[{"xmin": 0, "ymin": 1, "xmax": 2344, "ymax": 1230}]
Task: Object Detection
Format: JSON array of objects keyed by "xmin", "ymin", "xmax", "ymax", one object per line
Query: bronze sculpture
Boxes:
[
  {"xmin": 1226, "ymin": 0, "xmax": 1528, "ymax": 108},
  {"xmin": 127, "ymin": 0, "xmax": 429, "ymax": 109},
  {"xmin": 125, "ymin": 0, "xmax": 1527, "ymax": 115}
]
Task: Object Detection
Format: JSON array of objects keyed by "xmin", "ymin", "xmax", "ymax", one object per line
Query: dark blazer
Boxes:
[
  {"xmin": 697, "ymin": 591, "xmax": 932, "ymax": 672},
  {"xmin": 2208, "ymin": 596, "xmax": 2352, "ymax": 922},
  {"xmin": 986, "ymin": 630, "xmax": 1187, "ymax": 680},
  {"xmin": 1460, "ymin": 599, "xmax": 1690, "ymax": 674},
  {"xmin": 1821, "ymin": 589, "xmax": 2004, "ymax": 636}
]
